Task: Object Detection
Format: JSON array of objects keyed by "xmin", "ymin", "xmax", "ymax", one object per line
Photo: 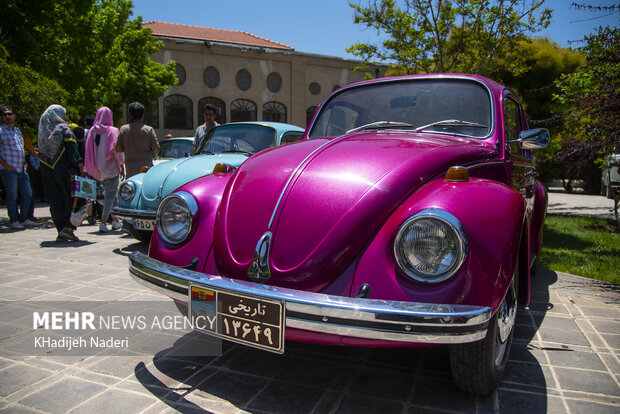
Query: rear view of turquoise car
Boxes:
[{"xmin": 112, "ymin": 121, "xmax": 305, "ymax": 242}]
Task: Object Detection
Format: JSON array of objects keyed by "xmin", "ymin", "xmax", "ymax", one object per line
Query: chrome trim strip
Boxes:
[
  {"xmin": 112, "ymin": 207, "xmax": 156, "ymax": 220},
  {"xmin": 129, "ymin": 252, "xmax": 491, "ymax": 344}
]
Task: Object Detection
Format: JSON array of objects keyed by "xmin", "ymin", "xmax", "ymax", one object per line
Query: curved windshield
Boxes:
[
  {"xmin": 159, "ymin": 139, "xmax": 193, "ymax": 158},
  {"xmin": 308, "ymin": 79, "xmax": 492, "ymax": 139},
  {"xmin": 197, "ymin": 124, "xmax": 277, "ymax": 155}
]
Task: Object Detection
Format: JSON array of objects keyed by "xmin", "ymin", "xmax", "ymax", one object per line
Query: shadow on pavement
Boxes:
[{"xmin": 130, "ymin": 272, "xmax": 558, "ymax": 414}]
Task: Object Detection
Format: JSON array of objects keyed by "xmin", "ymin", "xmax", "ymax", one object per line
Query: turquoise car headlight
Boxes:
[
  {"xmin": 156, "ymin": 191, "xmax": 197, "ymax": 244},
  {"xmin": 394, "ymin": 209, "xmax": 468, "ymax": 283},
  {"xmin": 119, "ymin": 181, "xmax": 136, "ymax": 202}
]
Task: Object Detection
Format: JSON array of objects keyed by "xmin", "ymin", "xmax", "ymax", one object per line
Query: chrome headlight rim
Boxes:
[
  {"xmin": 156, "ymin": 191, "xmax": 198, "ymax": 245},
  {"xmin": 119, "ymin": 181, "xmax": 136, "ymax": 202},
  {"xmin": 393, "ymin": 208, "xmax": 468, "ymax": 284}
]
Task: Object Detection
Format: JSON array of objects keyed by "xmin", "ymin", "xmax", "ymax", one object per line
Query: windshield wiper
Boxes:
[
  {"xmin": 414, "ymin": 119, "xmax": 487, "ymax": 133},
  {"xmin": 220, "ymin": 150, "xmax": 252, "ymax": 155},
  {"xmin": 346, "ymin": 121, "xmax": 414, "ymax": 134},
  {"xmin": 199, "ymin": 151, "xmax": 215, "ymax": 155}
]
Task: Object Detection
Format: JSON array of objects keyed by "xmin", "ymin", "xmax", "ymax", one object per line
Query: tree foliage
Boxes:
[
  {"xmin": 554, "ymin": 26, "xmax": 619, "ymax": 156},
  {"xmin": 347, "ymin": 0, "xmax": 552, "ymax": 75},
  {"xmin": 0, "ymin": 0, "xmax": 176, "ymax": 119},
  {"xmin": 549, "ymin": 26, "xmax": 619, "ymax": 193},
  {"xmin": 0, "ymin": 44, "xmax": 74, "ymax": 136}
]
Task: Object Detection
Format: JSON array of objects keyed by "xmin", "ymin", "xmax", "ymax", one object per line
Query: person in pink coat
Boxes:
[{"xmin": 84, "ymin": 106, "xmax": 125, "ymax": 233}]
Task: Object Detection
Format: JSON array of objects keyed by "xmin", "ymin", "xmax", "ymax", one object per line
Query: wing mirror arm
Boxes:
[{"xmin": 507, "ymin": 128, "xmax": 550, "ymax": 150}]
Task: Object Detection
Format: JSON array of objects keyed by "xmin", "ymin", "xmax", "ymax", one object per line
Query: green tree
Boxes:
[
  {"xmin": 347, "ymin": 0, "xmax": 552, "ymax": 76},
  {"xmin": 550, "ymin": 26, "xmax": 619, "ymax": 194},
  {"xmin": 0, "ymin": 0, "xmax": 176, "ymax": 118},
  {"xmin": 0, "ymin": 44, "xmax": 74, "ymax": 135}
]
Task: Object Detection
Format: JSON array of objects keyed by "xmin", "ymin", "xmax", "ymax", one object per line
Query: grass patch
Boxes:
[{"xmin": 540, "ymin": 215, "xmax": 620, "ymax": 284}]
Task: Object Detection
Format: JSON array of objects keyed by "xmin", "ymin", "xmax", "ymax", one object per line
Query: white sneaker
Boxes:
[
  {"xmin": 99, "ymin": 223, "xmax": 109, "ymax": 233},
  {"xmin": 22, "ymin": 219, "xmax": 40, "ymax": 227},
  {"xmin": 111, "ymin": 220, "xmax": 122, "ymax": 231},
  {"xmin": 10, "ymin": 221, "xmax": 25, "ymax": 229}
]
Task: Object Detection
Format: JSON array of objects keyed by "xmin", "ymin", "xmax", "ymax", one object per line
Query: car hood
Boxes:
[
  {"xmin": 139, "ymin": 154, "xmax": 249, "ymax": 209},
  {"xmin": 213, "ymin": 132, "xmax": 497, "ymax": 291}
]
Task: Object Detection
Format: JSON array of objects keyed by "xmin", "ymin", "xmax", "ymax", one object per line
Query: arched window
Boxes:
[
  {"xmin": 230, "ymin": 99, "xmax": 257, "ymax": 122},
  {"xmin": 164, "ymin": 95, "xmax": 193, "ymax": 130},
  {"xmin": 197, "ymin": 97, "xmax": 226, "ymax": 125},
  {"xmin": 306, "ymin": 106, "xmax": 317, "ymax": 126},
  {"xmin": 262, "ymin": 102, "xmax": 286, "ymax": 123}
]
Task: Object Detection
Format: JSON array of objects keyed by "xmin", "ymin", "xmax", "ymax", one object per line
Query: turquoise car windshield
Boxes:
[
  {"xmin": 308, "ymin": 79, "xmax": 492, "ymax": 139},
  {"xmin": 159, "ymin": 139, "xmax": 193, "ymax": 158},
  {"xmin": 197, "ymin": 125, "xmax": 276, "ymax": 155}
]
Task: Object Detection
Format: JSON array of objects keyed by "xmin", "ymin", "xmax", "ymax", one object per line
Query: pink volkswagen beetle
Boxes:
[{"xmin": 129, "ymin": 74, "xmax": 549, "ymax": 395}]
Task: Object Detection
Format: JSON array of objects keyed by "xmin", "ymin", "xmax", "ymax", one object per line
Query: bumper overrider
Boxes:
[{"xmin": 129, "ymin": 251, "xmax": 491, "ymax": 344}]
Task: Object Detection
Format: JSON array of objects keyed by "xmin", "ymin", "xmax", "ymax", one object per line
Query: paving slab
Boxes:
[{"xmin": 0, "ymin": 203, "xmax": 618, "ymax": 413}]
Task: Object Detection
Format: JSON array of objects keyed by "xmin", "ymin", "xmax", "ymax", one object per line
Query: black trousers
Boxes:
[{"xmin": 40, "ymin": 163, "xmax": 74, "ymax": 233}]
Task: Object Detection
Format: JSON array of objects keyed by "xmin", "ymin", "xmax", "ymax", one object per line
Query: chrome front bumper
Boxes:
[
  {"xmin": 112, "ymin": 207, "xmax": 156, "ymax": 221},
  {"xmin": 129, "ymin": 252, "xmax": 491, "ymax": 344}
]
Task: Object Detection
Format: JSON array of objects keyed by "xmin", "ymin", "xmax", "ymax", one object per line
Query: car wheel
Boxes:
[
  {"xmin": 129, "ymin": 227, "xmax": 153, "ymax": 243},
  {"xmin": 449, "ymin": 261, "xmax": 518, "ymax": 395}
]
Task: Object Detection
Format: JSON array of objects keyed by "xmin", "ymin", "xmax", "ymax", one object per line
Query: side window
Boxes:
[
  {"xmin": 281, "ymin": 132, "xmax": 302, "ymax": 144},
  {"xmin": 503, "ymin": 97, "xmax": 523, "ymax": 155}
]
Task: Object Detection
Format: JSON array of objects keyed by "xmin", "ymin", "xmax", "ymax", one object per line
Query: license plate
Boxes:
[
  {"xmin": 189, "ymin": 285, "xmax": 285, "ymax": 353},
  {"xmin": 133, "ymin": 218, "xmax": 155, "ymax": 230}
]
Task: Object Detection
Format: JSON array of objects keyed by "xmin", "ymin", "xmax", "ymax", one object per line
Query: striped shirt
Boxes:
[{"xmin": 0, "ymin": 124, "xmax": 25, "ymax": 173}]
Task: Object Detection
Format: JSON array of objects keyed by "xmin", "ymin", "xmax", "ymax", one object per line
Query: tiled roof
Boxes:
[{"xmin": 143, "ymin": 21, "xmax": 294, "ymax": 51}]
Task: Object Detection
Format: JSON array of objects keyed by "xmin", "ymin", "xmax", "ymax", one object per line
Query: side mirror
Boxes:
[{"xmin": 508, "ymin": 128, "xmax": 549, "ymax": 150}]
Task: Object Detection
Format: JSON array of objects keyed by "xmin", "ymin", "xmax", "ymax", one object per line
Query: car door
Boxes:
[{"xmin": 504, "ymin": 94, "xmax": 536, "ymax": 214}]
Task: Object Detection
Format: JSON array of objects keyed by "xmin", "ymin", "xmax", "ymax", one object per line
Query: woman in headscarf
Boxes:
[
  {"xmin": 84, "ymin": 106, "xmax": 125, "ymax": 233},
  {"xmin": 38, "ymin": 104, "xmax": 84, "ymax": 241}
]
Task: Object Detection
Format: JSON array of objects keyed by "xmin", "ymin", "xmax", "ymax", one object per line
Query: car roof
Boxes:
[{"xmin": 214, "ymin": 121, "xmax": 304, "ymax": 134}]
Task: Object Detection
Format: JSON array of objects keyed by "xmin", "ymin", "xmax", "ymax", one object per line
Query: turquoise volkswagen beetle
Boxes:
[{"xmin": 113, "ymin": 121, "xmax": 304, "ymax": 242}]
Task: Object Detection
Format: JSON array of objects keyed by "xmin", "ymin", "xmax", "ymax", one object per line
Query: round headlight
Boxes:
[
  {"xmin": 394, "ymin": 209, "xmax": 467, "ymax": 283},
  {"xmin": 156, "ymin": 191, "xmax": 197, "ymax": 244},
  {"xmin": 119, "ymin": 181, "xmax": 136, "ymax": 202}
]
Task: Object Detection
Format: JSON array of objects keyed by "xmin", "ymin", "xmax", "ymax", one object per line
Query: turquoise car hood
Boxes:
[{"xmin": 139, "ymin": 154, "xmax": 249, "ymax": 210}]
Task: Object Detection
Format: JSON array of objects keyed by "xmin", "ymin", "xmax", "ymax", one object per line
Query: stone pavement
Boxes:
[{"xmin": 0, "ymin": 203, "xmax": 618, "ymax": 414}]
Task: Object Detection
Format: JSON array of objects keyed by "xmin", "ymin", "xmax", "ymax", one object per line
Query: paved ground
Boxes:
[
  {"xmin": 0, "ymin": 196, "xmax": 618, "ymax": 414},
  {"xmin": 546, "ymin": 190, "xmax": 617, "ymax": 221}
]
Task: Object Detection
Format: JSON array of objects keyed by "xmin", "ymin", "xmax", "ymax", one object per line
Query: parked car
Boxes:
[
  {"xmin": 601, "ymin": 153, "xmax": 620, "ymax": 198},
  {"xmin": 113, "ymin": 122, "xmax": 304, "ymax": 242},
  {"xmin": 155, "ymin": 136, "xmax": 194, "ymax": 163},
  {"xmin": 129, "ymin": 74, "xmax": 549, "ymax": 395}
]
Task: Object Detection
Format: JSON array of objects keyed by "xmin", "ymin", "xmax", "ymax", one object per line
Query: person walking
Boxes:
[
  {"xmin": 38, "ymin": 104, "xmax": 84, "ymax": 242},
  {"xmin": 84, "ymin": 107, "xmax": 124, "ymax": 233},
  {"xmin": 0, "ymin": 105, "xmax": 36, "ymax": 229},
  {"xmin": 115, "ymin": 102, "xmax": 159, "ymax": 177},
  {"xmin": 192, "ymin": 103, "xmax": 219, "ymax": 154}
]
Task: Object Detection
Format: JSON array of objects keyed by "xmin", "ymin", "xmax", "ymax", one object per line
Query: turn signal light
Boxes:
[
  {"xmin": 213, "ymin": 163, "xmax": 231, "ymax": 174},
  {"xmin": 445, "ymin": 166, "xmax": 469, "ymax": 182},
  {"xmin": 140, "ymin": 166, "xmax": 151, "ymax": 173}
]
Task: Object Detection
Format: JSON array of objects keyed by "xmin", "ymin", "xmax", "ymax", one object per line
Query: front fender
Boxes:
[
  {"xmin": 352, "ymin": 177, "xmax": 526, "ymax": 314},
  {"xmin": 148, "ymin": 174, "xmax": 231, "ymax": 273}
]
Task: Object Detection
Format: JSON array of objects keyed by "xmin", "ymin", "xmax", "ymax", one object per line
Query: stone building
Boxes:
[{"xmin": 140, "ymin": 21, "xmax": 386, "ymax": 137}]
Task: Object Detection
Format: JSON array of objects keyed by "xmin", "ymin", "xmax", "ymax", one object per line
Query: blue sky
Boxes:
[{"xmin": 132, "ymin": 0, "xmax": 619, "ymax": 59}]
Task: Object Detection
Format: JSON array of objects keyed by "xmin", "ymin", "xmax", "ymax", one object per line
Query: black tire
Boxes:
[
  {"xmin": 129, "ymin": 227, "xmax": 153, "ymax": 243},
  {"xmin": 449, "ymin": 262, "xmax": 518, "ymax": 395}
]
